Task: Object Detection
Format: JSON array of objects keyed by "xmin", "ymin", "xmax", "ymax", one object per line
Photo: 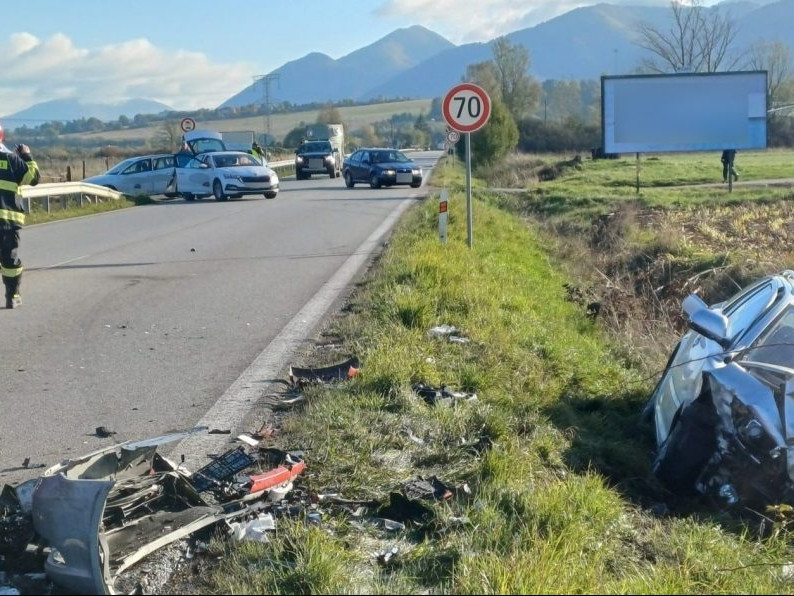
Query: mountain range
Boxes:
[
  {"xmin": 6, "ymin": 0, "xmax": 794, "ymax": 123},
  {"xmin": 4, "ymin": 98, "xmax": 172, "ymax": 128}
]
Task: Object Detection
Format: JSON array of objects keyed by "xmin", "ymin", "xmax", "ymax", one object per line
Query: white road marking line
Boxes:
[{"xmin": 46, "ymin": 254, "xmax": 89, "ymax": 269}]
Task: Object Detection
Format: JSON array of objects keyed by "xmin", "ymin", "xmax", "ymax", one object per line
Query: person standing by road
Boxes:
[
  {"xmin": 721, "ymin": 149, "xmax": 738, "ymax": 183},
  {"xmin": 250, "ymin": 142, "xmax": 266, "ymax": 163},
  {"xmin": 0, "ymin": 122, "xmax": 40, "ymax": 309}
]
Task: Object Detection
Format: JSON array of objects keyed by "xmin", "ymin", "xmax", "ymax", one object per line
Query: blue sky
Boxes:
[{"xmin": 1, "ymin": 0, "xmax": 716, "ymax": 115}]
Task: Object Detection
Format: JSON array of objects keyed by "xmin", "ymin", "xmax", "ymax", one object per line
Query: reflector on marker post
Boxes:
[{"xmin": 438, "ymin": 189, "xmax": 449, "ymax": 244}]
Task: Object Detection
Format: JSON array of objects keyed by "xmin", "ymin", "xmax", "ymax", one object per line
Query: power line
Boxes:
[{"xmin": 252, "ymin": 74, "xmax": 280, "ymax": 145}]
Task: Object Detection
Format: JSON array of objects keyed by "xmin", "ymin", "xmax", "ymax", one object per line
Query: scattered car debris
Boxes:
[
  {"xmin": 427, "ymin": 325, "xmax": 470, "ymax": 344},
  {"xmin": 647, "ymin": 270, "xmax": 794, "ymax": 507},
  {"xmin": 376, "ymin": 546, "xmax": 399, "ymax": 566},
  {"xmin": 288, "ymin": 356, "xmax": 360, "ymax": 387},
  {"xmin": 403, "ymin": 476, "xmax": 454, "ymax": 502},
  {"xmin": 20, "ymin": 459, "xmax": 43, "ymax": 470},
  {"xmin": 0, "ymin": 426, "xmax": 307, "ymax": 595},
  {"xmin": 412, "ymin": 383, "xmax": 478, "ymax": 407},
  {"xmin": 229, "ymin": 512, "xmax": 276, "ymax": 543},
  {"xmin": 94, "ymin": 426, "xmax": 117, "ymax": 438}
]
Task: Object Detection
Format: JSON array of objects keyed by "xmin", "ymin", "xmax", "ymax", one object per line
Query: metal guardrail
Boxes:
[{"xmin": 18, "ymin": 182, "xmax": 125, "ymax": 214}]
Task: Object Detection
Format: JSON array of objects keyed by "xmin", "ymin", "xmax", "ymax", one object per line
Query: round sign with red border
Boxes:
[
  {"xmin": 180, "ymin": 117, "xmax": 196, "ymax": 133},
  {"xmin": 442, "ymin": 83, "xmax": 491, "ymax": 133}
]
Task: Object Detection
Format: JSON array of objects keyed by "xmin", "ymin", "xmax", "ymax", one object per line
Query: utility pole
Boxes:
[{"xmin": 252, "ymin": 74, "xmax": 280, "ymax": 146}]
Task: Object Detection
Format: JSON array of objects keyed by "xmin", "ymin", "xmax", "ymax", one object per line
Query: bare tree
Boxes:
[
  {"xmin": 637, "ymin": 1, "xmax": 741, "ymax": 73},
  {"xmin": 154, "ymin": 120, "xmax": 181, "ymax": 152},
  {"xmin": 748, "ymin": 40, "xmax": 792, "ymax": 104}
]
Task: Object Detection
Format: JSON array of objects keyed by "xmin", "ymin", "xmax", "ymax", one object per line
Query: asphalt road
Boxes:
[{"xmin": 0, "ymin": 151, "xmax": 441, "ymax": 483}]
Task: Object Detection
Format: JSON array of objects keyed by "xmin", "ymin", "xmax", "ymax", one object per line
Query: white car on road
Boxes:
[
  {"xmin": 175, "ymin": 151, "xmax": 279, "ymax": 201},
  {"xmin": 86, "ymin": 151, "xmax": 279, "ymax": 201}
]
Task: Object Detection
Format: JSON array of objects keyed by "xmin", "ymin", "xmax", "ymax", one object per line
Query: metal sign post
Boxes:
[
  {"xmin": 442, "ymin": 83, "xmax": 492, "ymax": 249},
  {"xmin": 465, "ymin": 133, "xmax": 473, "ymax": 247}
]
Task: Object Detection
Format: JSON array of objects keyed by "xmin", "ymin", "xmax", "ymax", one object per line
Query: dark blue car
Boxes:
[{"xmin": 342, "ymin": 148, "xmax": 422, "ymax": 189}]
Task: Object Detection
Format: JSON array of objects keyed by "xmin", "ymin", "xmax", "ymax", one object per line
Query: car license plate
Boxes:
[
  {"xmin": 309, "ymin": 159, "xmax": 323, "ymax": 169},
  {"xmin": 397, "ymin": 173, "xmax": 412, "ymax": 183}
]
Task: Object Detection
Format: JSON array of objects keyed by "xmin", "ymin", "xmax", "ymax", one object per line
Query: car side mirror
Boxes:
[
  {"xmin": 687, "ymin": 305, "xmax": 730, "ymax": 348},
  {"xmin": 200, "ymin": 163, "xmax": 209, "ymax": 169},
  {"xmin": 333, "ymin": 148, "xmax": 339, "ymax": 153}
]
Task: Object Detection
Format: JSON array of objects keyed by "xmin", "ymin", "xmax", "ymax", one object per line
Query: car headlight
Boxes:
[
  {"xmin": 384, "ymin": 169, "xmax": 396, "ymax": 176},
  {"xmin": 271, "ymin": 173, "xmax": 279, "ymax": 184},
  {"xmin": 325, "ymin": 155, "xmax": 334, "ymax": 162},
  {"xmin": 296, "ymin": 156, "xmax": 304, "ymax": 163},
  {"xmin": 412, "ymin": 168, "xmax": 421, "ymax": 175}
]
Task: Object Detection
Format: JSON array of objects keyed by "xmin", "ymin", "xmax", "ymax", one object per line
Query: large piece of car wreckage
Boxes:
[
  {"xmin": 0, "ymin": 426, "xmax": 305, "ymax": 595},
  {"xmin": 647, "ymin": 270, "xmax": 794, "ymax": 508}
]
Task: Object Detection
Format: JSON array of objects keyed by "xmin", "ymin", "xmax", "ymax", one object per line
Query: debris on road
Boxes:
[
  {"xmin": 0, "ymin": 426, "xmax": 307, "ymax": 595},
  {"xmin": 94, "ymin": 426, "xmax": 117, "ymax": 438}
]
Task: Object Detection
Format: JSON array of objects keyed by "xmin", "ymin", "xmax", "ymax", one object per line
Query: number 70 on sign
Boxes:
[{"xmin": 442, "ymin": 83, "xmax": 492, "ymax": 133}]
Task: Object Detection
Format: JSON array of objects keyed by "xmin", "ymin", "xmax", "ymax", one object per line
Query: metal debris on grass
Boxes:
[{"xmin": 0, "ymin": 427, "xmax": 307, "ymax": 595}]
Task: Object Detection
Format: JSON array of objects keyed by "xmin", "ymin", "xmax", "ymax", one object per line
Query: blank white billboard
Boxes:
[{"xmin": 602, "ymin": 71, "xmax": 767, "ymax": 153}]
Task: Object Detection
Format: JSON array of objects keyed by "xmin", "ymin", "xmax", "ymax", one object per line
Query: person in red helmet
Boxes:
[{"xmin": 0, "ymin": 122, "xmax": 40, "ymax": 308}]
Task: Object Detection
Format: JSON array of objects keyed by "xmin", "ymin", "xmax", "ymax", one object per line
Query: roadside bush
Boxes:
[{"xmin": 517, "ymin": 117, "xmax": 600, "ymax": 153}]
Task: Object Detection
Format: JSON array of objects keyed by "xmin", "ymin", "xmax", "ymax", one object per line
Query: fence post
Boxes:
[
  {"xmin": 66, "ymin": 165, "xmax": 72, "ymax": 182},
  {"xmin": 82, "ymin": 160, "xmax": 86, "ymax": 180},
  {"xmin": 46, "ymin": 196, "xmax": 50, "ymax": 213},
  {"xmin": 105, "ymin": 157, "xmax": 109, "ymax": 170}
]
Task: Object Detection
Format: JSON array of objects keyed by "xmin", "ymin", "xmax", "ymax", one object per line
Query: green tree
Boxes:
[
  {"xmin": 491, "ymin": 37, "xmax": 541, "ymax": 120},
  {"xmin": 461, "ymin": 97, "xmax": 518, "ymax": 167},
  {"xmin": 316, "ymin": 105, "xmax": 343, "ymax": 124},
  {"xmin": 283, "ymin": 123, "xmax": 307, "ymax": 149}
]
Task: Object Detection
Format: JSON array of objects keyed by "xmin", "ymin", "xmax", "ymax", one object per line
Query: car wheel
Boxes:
[
  {"xmin": 296, "ymin": 169, "xmax": 304, "ymax": 180},
  {"xmin": 335, "ymin": 170, "xmax": 341, "ymax": 178},
  {"xmin": 328, "ymin": 168, "xmax": 335, "ymax": 179},
  {"xmin": 369, "ymin": 173, "xmax": 381, "ymax": 189},
  {"xmin": 183, "ymin": 193, "xmax": 196, "ymax": 201},
  {"xmin": 264, "ymin": 191, "xmax": 277, "ymax": 199},
  {"xmin": 344, "ymin": 171, "xmax": 354, "ymax": 188},
  {"xmin": 410, "ymin": 182, "xmax": 421, "ymax": 188},
  {"xmin": 213, "ymin": 179, "xmax": 227, "ymax": 202}
]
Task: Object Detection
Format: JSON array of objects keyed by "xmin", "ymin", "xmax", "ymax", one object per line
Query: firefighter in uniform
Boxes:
[{"xmin": 0, "ymin": 122, "xmax": 40, "ymax": 309}]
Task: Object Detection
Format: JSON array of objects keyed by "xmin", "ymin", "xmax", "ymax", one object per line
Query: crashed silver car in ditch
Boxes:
[{"xmin": 648, "ymin": 270, "xmax": 794, "ymax": 507}]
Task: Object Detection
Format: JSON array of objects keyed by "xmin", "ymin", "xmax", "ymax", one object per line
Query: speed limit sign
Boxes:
[
  {"xmin": 447, "ymin": 130, "xmax": 461, "ymax": 144},
  {"xmin": 442, "ymin": 83, "xmax": 491, "ymax": 133}
]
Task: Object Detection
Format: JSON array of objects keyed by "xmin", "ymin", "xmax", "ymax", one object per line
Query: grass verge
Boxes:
[{"xmin": 205, "ymin": 159, "xmax": 794, "ymax": 594}]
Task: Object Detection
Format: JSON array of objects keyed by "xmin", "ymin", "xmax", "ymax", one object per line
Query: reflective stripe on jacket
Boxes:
[{"xmin": 0, "ymin": 151, "xmax": 39, "ymax": 228}]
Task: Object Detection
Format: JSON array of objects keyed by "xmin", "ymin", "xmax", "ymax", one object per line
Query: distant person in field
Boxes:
[{"xmin": 721, "ymin": 149, "xmax": 738, "ymax": 183}]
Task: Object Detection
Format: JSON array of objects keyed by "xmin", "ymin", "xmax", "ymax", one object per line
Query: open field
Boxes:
[
  {"xmin": 199, "ymin": 156, "xmax": 794, "ymax": 594},
  {"xmin": 59, "ymin": 99, "xmax": 434, "ymax": 146}
]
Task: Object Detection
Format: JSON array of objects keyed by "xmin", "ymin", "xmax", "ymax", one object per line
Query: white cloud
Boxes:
[
  {"xmin": 0, "ymin": 33, "xmax": 257, "ymax": 116},
  {"xmin": 376, "ymin": 0, "xmax": 669, "ymax": 43}
]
